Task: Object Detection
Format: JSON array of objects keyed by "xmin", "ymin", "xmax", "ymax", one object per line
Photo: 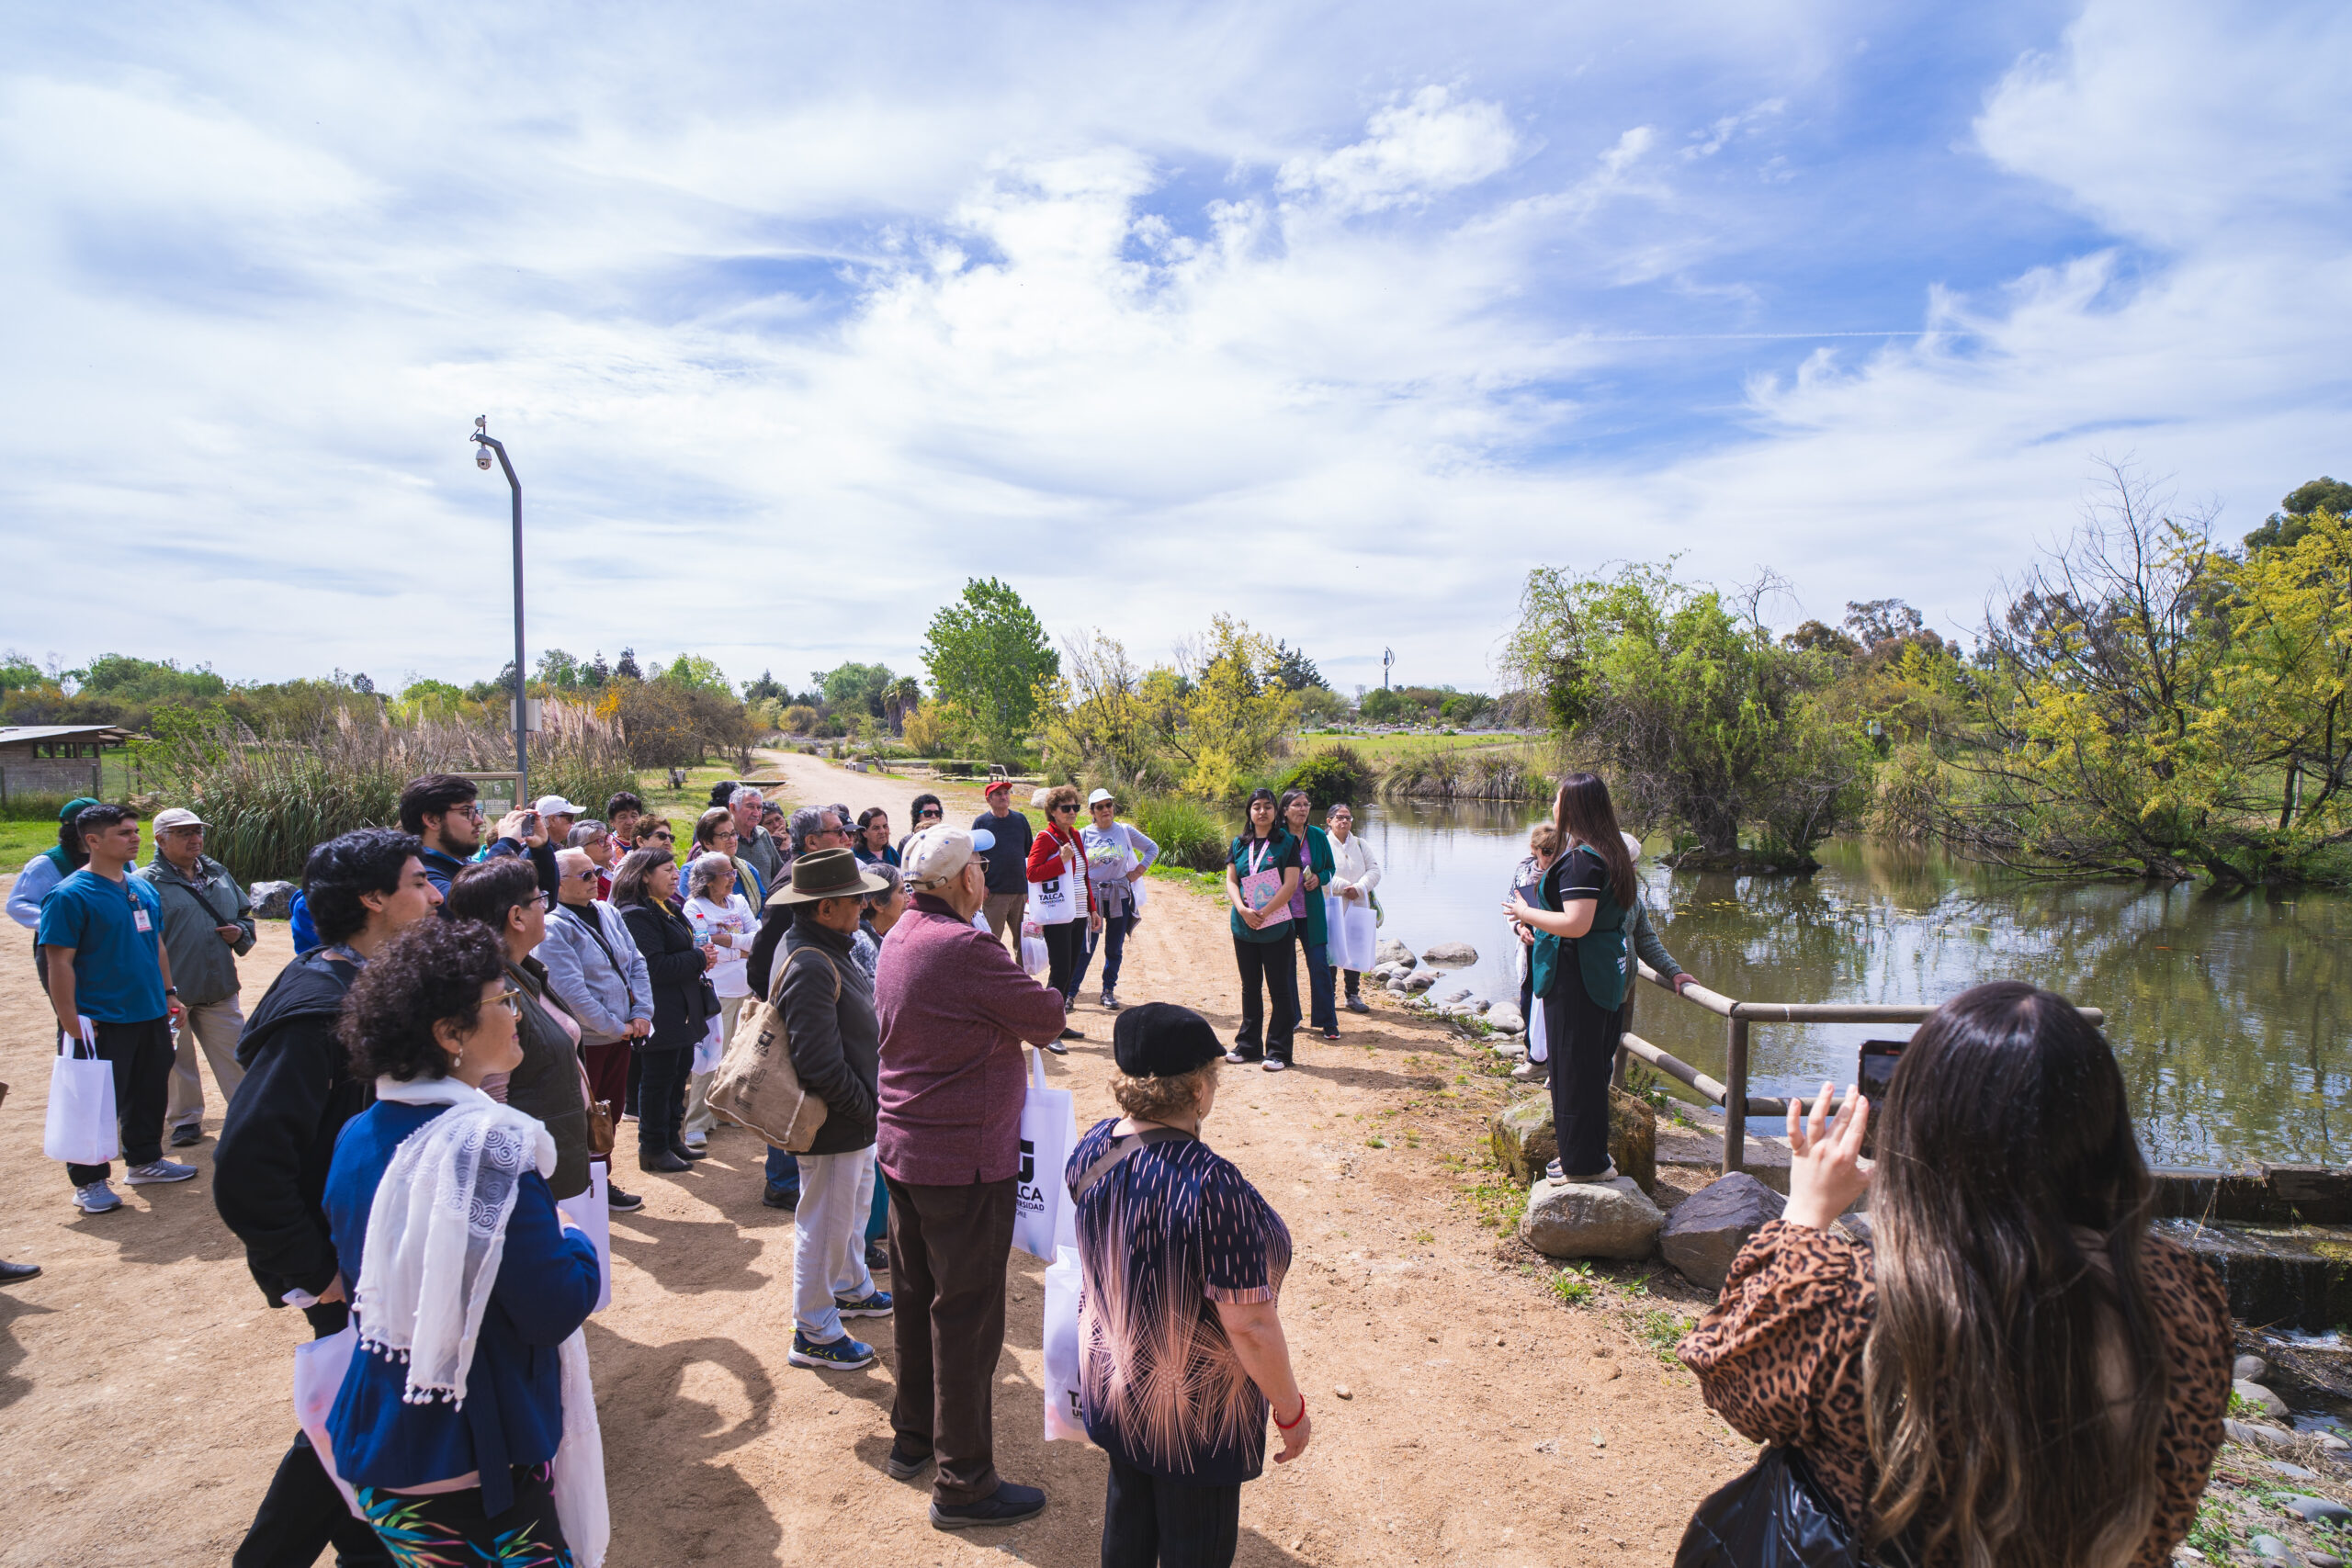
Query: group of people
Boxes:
[{"xmin": 7, "ymin": 764, "xmax": 2245, "ymax": 1568}]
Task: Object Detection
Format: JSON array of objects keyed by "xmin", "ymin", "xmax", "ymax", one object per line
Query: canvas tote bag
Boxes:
[
  {"xmin": 44, "ymin": 1017, "xmax": 118, "ymax": 1167},
  {"xmin": 707, "ymin": 951, "xmax": 837, "ymax": 1151},
  {"xmin": 1012, "ymin": 1047, "xmax": 1076, "ymax": 1262}
]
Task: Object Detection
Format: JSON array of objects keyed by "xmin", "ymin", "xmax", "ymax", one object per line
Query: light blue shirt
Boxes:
[{"xmin": 7, "ymin": 852, "xmax": 64, "ymax": 931}]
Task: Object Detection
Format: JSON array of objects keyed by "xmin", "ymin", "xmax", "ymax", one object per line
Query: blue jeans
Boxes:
[
  {"xmin": 766, "ymin": 1144, "xmax": 800, "ymax": 1195},
  {"xmin": 1094, "ymin": 912, "xmax": 1136, "ymax": 994}
]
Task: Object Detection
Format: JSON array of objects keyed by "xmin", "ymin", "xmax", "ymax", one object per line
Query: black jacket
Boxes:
[
  {"xmin": 504, "ymin": 955, "xmax": 591, "ymax": 1201},
  {"xmin": 778, "ymin": 919, "xmax": 878, "ymax": 1156},
  {"xmin": 421, "ymin": 838, "xmax": 559, "ymax": 902},
  {"xmin": 621, "ymin": 899, "xmax": 714, "ymax": 1050},
  {"xmin": 214, "ymin": 951, "xmax": 369, "ymax": 1307}
]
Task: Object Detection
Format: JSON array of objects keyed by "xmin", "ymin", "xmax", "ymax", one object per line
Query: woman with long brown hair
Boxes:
[
  {"xmin": 1506, "ymin": 773, "xmax": 1637, "ymax": 1181},
  {"xmin": 1677, "ymin": 982, "xmax": 2232, "ymax": 1568}
]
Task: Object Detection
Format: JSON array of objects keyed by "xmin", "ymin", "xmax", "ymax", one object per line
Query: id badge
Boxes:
[{"xmin": 133, "ymin": 908, "xmax": 153, "ymax": 933}]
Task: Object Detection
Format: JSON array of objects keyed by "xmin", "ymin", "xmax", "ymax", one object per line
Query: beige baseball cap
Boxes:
[
  {"xmin": 900, "ymin": 824, "xmax": 996, "ymax": 891},
  {"xmin": 152, "ymin": 807, "xmax": 208, "ymax": 832}
]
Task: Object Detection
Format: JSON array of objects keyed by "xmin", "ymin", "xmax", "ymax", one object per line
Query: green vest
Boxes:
[{"xmin": 1529, "ymin": 860, "xmax": 1631, "ymax": 1011}]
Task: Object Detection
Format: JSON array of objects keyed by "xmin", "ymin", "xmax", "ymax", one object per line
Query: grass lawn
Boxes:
[
  {"xmin": 1293, "ymin": 729, "xmax": 1540, "ymax": 762},
  {"xmin": 0, "ymin": 818, "xmax": 60, "ymax": 869}
]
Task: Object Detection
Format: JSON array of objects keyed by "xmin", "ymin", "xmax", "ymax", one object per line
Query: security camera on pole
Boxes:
[{"xmin": 471, "ymin": 416, "xmax": 532, "ymax": 795}]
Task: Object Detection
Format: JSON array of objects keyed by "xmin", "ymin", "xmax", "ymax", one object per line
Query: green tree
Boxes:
[
  {"xmin": 2245, "ymin": 476, "xmax": 2352, "ymax": 555},
  {"xmin": 1272, "ymin": 641, "xmax": 1327, "ymax": 691},
  {"xmin": 922, "ymin": 579, "xmax": 1059, "ymax": 763},
  {"xmin": 1505, "ymin": 560, "xmax": 1868, "ymax": 859},
  {"xmin": 816, "ymin": 661, "xmax": 895, "ymax": 718},
  {"xmin": 73, "ymin": 653, "xmax": 230, "ymax": 705}
]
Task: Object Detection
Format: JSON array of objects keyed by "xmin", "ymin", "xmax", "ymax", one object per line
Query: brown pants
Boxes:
[
  {"xmin": 982, "ymin": 892, "xmax": 1026, "ymax": 953},
  {"xmin": 885, "ymin": 1174, "xmax": 1018, "ymax": 1506}
]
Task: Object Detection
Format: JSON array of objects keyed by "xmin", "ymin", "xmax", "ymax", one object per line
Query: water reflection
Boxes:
[{"xmin": 1357, "ymin": 802, "xmax": 2347, "ymax": 1167}]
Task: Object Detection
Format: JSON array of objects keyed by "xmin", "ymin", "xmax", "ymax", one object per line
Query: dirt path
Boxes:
[{"xmin": 0, "ymin": 761, "xmax": 1748, "ymax": 1566}]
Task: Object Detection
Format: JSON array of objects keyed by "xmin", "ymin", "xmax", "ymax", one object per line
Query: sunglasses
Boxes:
[
  {"xmin": 1052, "ymin": 803, "xmax": 1076, "ymax": 813},
  {"xmin": 918, "ymin": 807, "xmax": 942, "ymax": 819},
  {"xmin": 566, "ymin": 867, "xmax": 598, "ymax": 882}
]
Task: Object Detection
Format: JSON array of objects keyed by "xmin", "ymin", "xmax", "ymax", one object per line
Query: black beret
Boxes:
[{"xmin": 1112, "ymin": 1002, "xmax": 1223, "ymax": 1080}]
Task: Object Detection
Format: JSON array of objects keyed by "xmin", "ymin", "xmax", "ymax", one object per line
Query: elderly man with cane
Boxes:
[{"xmin": 875, "ymin": 824, "xmax": 1068, "ymax": 1529}]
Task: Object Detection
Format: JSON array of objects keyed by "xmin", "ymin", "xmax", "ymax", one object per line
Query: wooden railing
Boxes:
[{"xmin": 1611, "ymin": 964, "xmax": 2105, "ymax": 1177}]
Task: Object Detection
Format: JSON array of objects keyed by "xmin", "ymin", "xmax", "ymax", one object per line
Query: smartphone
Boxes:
[
  {"xmin": 519, "ymin": 810, "xmax": 540, "ymax": 836},
  {"xmin": 1857, "ymin": 1039, "xmax": 1905, "ymax": 1158}
]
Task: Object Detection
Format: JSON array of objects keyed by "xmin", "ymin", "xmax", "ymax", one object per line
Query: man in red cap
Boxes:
[{"xmin": 971, "ymin": 779, "xmax": 1034, "ymax": 953}]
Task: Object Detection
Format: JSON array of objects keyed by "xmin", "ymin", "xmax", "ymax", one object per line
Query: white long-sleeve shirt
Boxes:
[{"xmin": 1326, "ymin": 831, "xmax": 1381, "ymax": 898}]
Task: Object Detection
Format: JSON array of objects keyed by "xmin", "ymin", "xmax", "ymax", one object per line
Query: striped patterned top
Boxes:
[{"xmin": 1068, "ymin": 1117, "xmax": 1293, "ymax": 1483}]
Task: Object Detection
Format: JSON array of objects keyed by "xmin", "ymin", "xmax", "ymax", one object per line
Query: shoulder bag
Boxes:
[
  {"xmin": 706, "ymin": 948, "xmax": 841, "ymax": 1151},
  {"xmin": 1675, "ymin": 1445, "xmax": 1917, "ymax": 1568}
]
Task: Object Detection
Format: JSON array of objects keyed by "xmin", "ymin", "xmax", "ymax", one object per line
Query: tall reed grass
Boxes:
[
  {"xmin": 147, "ymin": 704, "xmax": 636, "ymax": 881},
  {"xmin": 1130, "ymin": 794, "xmax": 1232, "ymax": 872},
  {"xmin": 1378, "ymin": 745, "xmax": 1552, "ymax": 803}
]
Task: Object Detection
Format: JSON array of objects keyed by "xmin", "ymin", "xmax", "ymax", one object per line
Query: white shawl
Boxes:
[{"xmin": 355, "ymin": 1075, "xmax": 609, "ymax": 1566}]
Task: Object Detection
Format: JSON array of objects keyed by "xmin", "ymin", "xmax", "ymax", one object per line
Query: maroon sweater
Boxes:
[{"xmin": 875, "ymin": 895, "xmax": 1068, "ymax": 1185}]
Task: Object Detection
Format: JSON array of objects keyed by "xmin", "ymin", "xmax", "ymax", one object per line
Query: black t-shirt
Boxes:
[
  {"xmin": 1544, "ymin": 844, "xmax": 1607, "ymax": 909},
  {"xmin": 974, "ymin": 807, "xmax": 1035, "ymax": 895}
]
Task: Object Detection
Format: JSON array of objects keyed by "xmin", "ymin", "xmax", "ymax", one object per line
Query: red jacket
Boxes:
[
  {"xmin": 1024, "ymin": 822, "xmax": 1096, "ymax": 916},
  {"xmin": 874, "ymin": 896, "xmax": 1068, "ymax": 1185}
]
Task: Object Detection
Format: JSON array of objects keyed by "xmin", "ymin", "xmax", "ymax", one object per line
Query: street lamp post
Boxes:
[{"xmin": 471, "ymin": 416, "xmax": 529, "ymax": 795}]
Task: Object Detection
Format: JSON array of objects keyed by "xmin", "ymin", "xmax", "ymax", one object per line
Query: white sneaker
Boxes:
[
  {"xmin": 74, "ymin": 1180, "xmax": 123, "ymax": 1214},
  {"xmin": 123, "ymin": 1159, "xmax": 198, "ymax": 1186}
]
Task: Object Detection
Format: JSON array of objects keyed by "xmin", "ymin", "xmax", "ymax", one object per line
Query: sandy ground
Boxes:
[{"xmin": 0, "ymin": 755, "xmax": 1748, "ymax": 1567}]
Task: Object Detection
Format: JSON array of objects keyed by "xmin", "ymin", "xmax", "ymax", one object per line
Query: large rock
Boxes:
[
  {"xmin": 1521, "ymin": 1175, "xmax": 1665, "ymax": 1260},
  {"xmin": 1661, "ymin": 1173, "xmax": 1786, "ymax": 1292},
  {"xmin": 2234, "ymin": 1381, "xmax": 2290, "ymax": 1421},
  {"xmin": 1489, "ymin": 1089, "xmax": 1657, "ymax": 1194},
  {"xmin": 1400, "ymin": 968, "xmax": 1440, "ymax": 994},
  {"xmin": 1374, "ymin": 939, "xmax": 1415, "ymax": 968},
  {"xmin": 1421, "ymin": 941, "xmax": 1479, "ymax": 967},
  {"xmin": 249, "ymin": 880, "xmax": 299, "ymax": 919},
  {"xmin": 1487, "ymin": 1003, "xmax": 1526, "ymax": 1034}
]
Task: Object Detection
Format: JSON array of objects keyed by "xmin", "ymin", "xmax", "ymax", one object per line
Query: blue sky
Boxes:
[{"xmin": 5, "ymin": 0, "xmax": 2348, "ymax": 696}]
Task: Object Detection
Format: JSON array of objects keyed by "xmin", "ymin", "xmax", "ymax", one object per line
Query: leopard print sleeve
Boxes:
[
  {"xmin": 2134, "ymin": 1235, "xmax": 2234, "ymax": 1568},
  {"xmin": 1677, "ymin": 1219, "xmax": 1876, "ymax": 1520}
]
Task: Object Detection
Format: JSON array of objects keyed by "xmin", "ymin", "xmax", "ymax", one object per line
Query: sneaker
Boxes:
[
  {"xmin": 1225, "ymin": 1048, "xmax": 1258, "ymax": 1065},
  {"xmin": 1057, "ymin": 1026, "xmax": 1084, "ymax": 1041},
  {"xmin": 836, "ymin": 1289, "xmax": 894, "ymax": 1318},
  {"xmin": 865, "ymin": 1240, "xmax": 889, "ymax": 1272},
  {"xmin": 1262, "ymin": 1058, "xmax": 1289, "ymax": 1073},
  {"xmin": 1510, "ymin": 1061, "xmax": 1549, "ymax": 1083},
  {"xmin": 1099, "ymin": 989, "xmax": 1121, "ymax": 1011},
  {"xmin": 0, "ymin": 1259, "xmax": 40, "ymax": 1284},
  {"xmin": 1321, "ymin": 1028, "xmax": 1340, "ymax": 1042},
  {"xmin": 1345, "ymin": 997, "xmax": 1371, "ymax": 1014},
  {"xmin": 762, "ymin": 1183, "xmax": 801, "ymax": 1211},
  {"xmin": 74, "ymin": 1180, "xmax": 122, "ymax": 1214},
  {"xmin": 1044, "ymin": 1037, "xmax": 1069, "ymax": 1056},
  {"xmin": 124, "ymin": 1159, "xmax": 198, "ymax": 1186},
  {"xmin": 170, "ymin": 1123, "xmax": 204, "ymax": 1148},
  {"xmin": 886, "ymin": 1442, "xmax": 934, "ymax": 1482},
  {"xmin": 931, "ymin": 1482, "xmax": 1046, "ymax": 1530},
  {"xmin": 1549, "ymin": 1158, "xmax": 1618, "ymax": 1184},
  {"xmin": 788, "ymin": 1330, "xmax": 876, "ymax": 1371},
  {"xmin": 606, "ymin": 1185, "xmax": 645, "ymax": 1213}
]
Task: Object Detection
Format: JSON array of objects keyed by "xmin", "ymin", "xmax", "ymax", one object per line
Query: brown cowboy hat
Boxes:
[{"xmin": 763, "ymin": 846, "xmax": 892, "ymax": 907}]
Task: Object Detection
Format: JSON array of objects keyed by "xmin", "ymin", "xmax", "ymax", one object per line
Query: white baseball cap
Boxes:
[
  {"xmin": 1086, "ymin": 788, "xmax": 1116, "ymax": 807},
  {"xmin": 534, "ymin": 795, "xmax": 586, "ymax": 818}
]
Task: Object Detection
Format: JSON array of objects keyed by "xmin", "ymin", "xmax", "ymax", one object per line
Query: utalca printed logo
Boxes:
[{"xmin": 1016, "ymin": 1138, "xmax": 1045, "ymax": 1218}]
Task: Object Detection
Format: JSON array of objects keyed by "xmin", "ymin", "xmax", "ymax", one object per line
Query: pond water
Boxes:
[{"xmin": 1353, "ymin": 800, "xmax": 2349, "ymax": 1168}]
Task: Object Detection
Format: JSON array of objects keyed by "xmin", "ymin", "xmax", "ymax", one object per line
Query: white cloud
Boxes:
[{"xmin": 1278, "ymin": 86, "xmax": 1520, "ymax": 212}]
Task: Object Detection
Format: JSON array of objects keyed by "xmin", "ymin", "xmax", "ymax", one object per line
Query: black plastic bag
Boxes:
[{"xmin": 1675, "ymin": 1446, "xmax": 1877, "ymax": 1568}]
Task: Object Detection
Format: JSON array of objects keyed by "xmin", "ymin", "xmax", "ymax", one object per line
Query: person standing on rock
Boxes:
[
  {"xmin": 1676, "ymin": 982, "xmax": 2232, "ymax": 1568},
  {"xmin": 1280, "ymin": 790, "xmax": 1339, "ymax": 1042},
  {"xmin": 1510, "ymin": 827, "xmax": 1702, "ymax": 1086},
  {"xmin": 1507, "ymin": 774, "xmax": 1635, "ymax": 1182},
  {"xmin": 1223, "ymin": 788, "xmax": 1303, "ymax": 1073},
  {"xmin": 873, "ymin": 824, "xmax": 1068, "ymax": 1529},
  {"xmin": 1069, "ymin": 1003, "xmax": 1306, "ymax": 1568},
  {"xmin": 1322, "ymin": 803, "xmax": 1380, "ymax": 1013},
  {"xmin": 138, "ymin": 807, "xmax": 256, "ymax": 1148}
]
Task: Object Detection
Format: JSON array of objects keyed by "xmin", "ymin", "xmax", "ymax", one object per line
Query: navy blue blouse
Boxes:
[
  {"xmin": 1068, "ymin": 1117, "xmax": 1292, "ymax": 1484},
  {"xmin": 322, "ymin": 1099, "xmax": 601, "ymax": 1516}
]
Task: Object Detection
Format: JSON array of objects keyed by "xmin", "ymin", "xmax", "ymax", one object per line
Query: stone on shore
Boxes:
[
  {"xmin": 1488, "ymin": 1089, "xmax": 1657, "ymax": 1194},
  {"xmin": 1375, "ymin": 939, "xmax": 1415, "ymax": 968},
  {"xmin": 2234, "ymin": 1354, "xmax": 2270, "ymax": 1383},
  {"xmin": 1660, "ymin": 1173, "xmax": 1786, "ymax": 1292},
  {"xmin": 1487, "ymin": 1003, "xmax": 1525, "ymax": 1034},
  {"xmin": 2235, "ymin": 1381, "xmax": 2291, "ymax": 1421},
  {"xmin": 2285, "ymin": 1496, "xmax": 2352, "ymax": 1528},
  {"xmin": 1521, "ymin": 1176, "xmax": 1664, "ymax": 1260},
  {"xmin": 1438, "ymin": 985, "xmax": 1475, "ymax": 1005},
  {"xmin": 249, "ymin": 880, "xmax": 299, "ymax": 919},
  {"xmin": 1421, "ymin": 941, "xmax": 1479, "ymax": 967},
  {"xmin": 1400, "ymin": 969, "xmax": 1440, "ymax": 994}
]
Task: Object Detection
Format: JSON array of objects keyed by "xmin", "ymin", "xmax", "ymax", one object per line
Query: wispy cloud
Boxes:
[{"xmin": 0, "ymin": 0, "xmax": 2345, "ymax": 694}]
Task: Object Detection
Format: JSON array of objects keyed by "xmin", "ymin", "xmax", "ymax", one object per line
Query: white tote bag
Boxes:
[
  {"xmin": 1526, "ymin": 996, "xmax": 1549, "ymax": 1064},
  {"xmin": 1019, "ymin": 919, "xmax": 1049, "ymax": 977},
  {"xmin": 44, "ymin": 1018, "xmax": 119, "ymax": 1166},
  {"xmin": 294, "ymin": 1325, "xmax": 364, "ymax": 1518},
  {"xmin": 578, "ymin": 1164, "xmax": 615, "ymax": 1314},
  {"xmin": 1012, "ymin": 1049, "xmax": 1074, "ymax": 1262},
  {"xmin": 1042, "ymin": 1244, "xmax": 1088, "ymax": 1442},
  {"xmin": 1028, "ymin": 872, "xmax": 1075, "ymax": 925}
]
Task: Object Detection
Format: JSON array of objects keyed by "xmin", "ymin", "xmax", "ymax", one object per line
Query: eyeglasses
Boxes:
[
  {"xmin": 565, "ymin": 868, "xmax": 598, "ymax": 882},
  {"xmin": 491, "ymin": 986, "xmax": 523, "ymax": 1017},
  {"xmin": 456, "ymin": 805, "xmax": 485, "ymax": 821},
  {"xmin": 649, "ymin": 830, "xmax": 674, "ymax": 842}
]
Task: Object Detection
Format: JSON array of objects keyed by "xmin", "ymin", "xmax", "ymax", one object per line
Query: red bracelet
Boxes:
[{"xmin": 1273, "ymin": 1395, "xmax": 1306, "ymax": 1430}]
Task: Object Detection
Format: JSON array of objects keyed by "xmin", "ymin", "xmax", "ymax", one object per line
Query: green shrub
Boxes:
[
  {"xmin": 1380, "ymin": 745, "xmax": 1551, "ymax": 802},
  {"xmin": 0, "ymin": 790, "xmax": 76, "ymax": 823},
  {"xmin": 1132, "ymin": 793, "xmax": 1230, "ymax": 872},
  {"xmin": 1280, "ymin": 744, "xmax": 1374, "ymax": 810}
]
